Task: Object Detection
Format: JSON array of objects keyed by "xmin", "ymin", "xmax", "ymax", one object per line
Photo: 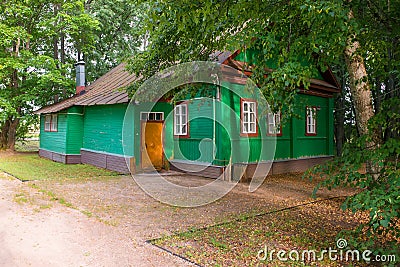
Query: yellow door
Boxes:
[{"xmin": 141, "ymin": 122, "xmax": 163, "ymax": 170}]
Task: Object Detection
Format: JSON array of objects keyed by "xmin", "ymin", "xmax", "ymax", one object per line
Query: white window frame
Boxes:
[
  {"xmin": 140, "ymin": 112, "xmax": 164, "ymax": 121},
  {"xmin": 306, "ymin": 107, "xmax": 317, "ymax": 135},
  {"xmin": 241, "ymin": 99, "xmax": 257, "ymax": 135},
  {"xmin": 174, "ymin": 103, "xmax": 188, "ymax": 136},
  {"xmin": 44, "ymin": 114, "xmax": 58, "ymax": 132},
  {"xmin": 267, "ymin": 112, "xmax": 281, "ymax": 135}
]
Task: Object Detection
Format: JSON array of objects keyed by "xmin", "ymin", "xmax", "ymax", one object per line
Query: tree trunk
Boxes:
[
  {"xmin": 0, "ymin": 118, "xmax": 18, "ymax": 151},
  {"xmin": 344, "ymin": 9, "xmax": 381, "ymax": 176},
  {"xmin": 0, "ymin": 120, "xmax": 10, "ymax": 150},
  {"xmin": 53, "ymin": 4, "xmax": 59, "ymax": 64},
  {"xmin": 61, "ymin": 31, "xmax": 66, "ymax": 97},
  {"xmin": 7, "ymin": 119, "xmax": 19, "ymax": 151},
  {"xmin": 3, "ymin": 40, "xmax": 22, "ymax": 151}
]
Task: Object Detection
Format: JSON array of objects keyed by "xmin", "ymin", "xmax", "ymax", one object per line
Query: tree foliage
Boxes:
[
  {"xmin": 128, "ymin": 0, "xmax": 400, "ymax": 258},
  {"xmin": 84, "ymin": 0, "xmax": 146, "ymax": 82},
  {"xmin": 0, "ymin": 0, "xmax": 98, "ymax": 149}
]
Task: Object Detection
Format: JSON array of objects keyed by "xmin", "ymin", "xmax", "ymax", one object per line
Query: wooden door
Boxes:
[{"xmin": 141, "ymin": 122, "xmax": 163, "ymax": 170}]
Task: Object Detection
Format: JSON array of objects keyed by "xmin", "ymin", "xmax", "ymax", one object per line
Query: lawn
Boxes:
[
  {"xmin": 15, "ymin": 139, "xmax": 39, "ymax": 152},
  {"xmin": 0, "ymin": 153, "xmax": 120, "ymax": 181},
  {"xmin": 151, "ymin": 198, "xmax": 368, "ymax": 267}
]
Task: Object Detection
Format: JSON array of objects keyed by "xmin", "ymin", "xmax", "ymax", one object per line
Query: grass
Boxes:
[
  {"xmin": 15, "ymin": 139, "xmax": 39, "ymax": 152},
  {"xmin": 0, "ymin": 153, "xmax": 120, "ymax": 181},
  {"xmin": 151, "ymin": 198, "xmax": 367, "ymax": 267},
  {"xmin": 14, "ymin": 192, "xmax": 29, "ymax": 204}
]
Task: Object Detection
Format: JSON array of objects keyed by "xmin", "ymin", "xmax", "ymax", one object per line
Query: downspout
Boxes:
[{"xmin": 213, "ymin": 81, "xmax": 220, "ymax": 166}]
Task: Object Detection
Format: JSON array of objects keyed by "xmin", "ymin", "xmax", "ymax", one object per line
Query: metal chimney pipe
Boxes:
[{"xmin": 75, "ymin": 61, "xmax": 86, "ymax": 95}]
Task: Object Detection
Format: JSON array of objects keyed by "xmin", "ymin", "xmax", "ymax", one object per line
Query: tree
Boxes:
[
  {"xmin": 83, "ymin": 0, "xmax": 147, "ymax": 82},
  {"xmin": 0, "ymin": 0, "xmax": 98, "ymax": 150},
  {"xmin": 128, "ymin": 0, "xmax": 399, "ymax": 256}
]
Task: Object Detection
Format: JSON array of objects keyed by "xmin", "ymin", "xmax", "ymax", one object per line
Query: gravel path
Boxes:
[{"xmin": 0, "ymin": 171, "xmax": 356, "ymax": 266}]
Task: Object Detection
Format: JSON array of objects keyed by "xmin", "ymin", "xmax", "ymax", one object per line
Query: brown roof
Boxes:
[
  {"xmin": 223, "ymin": 55, "xmax": 340, "ymax": 93},
  {"xmin": 210, "ymin": 51, "xmax": 234, "ymax": 63},
  {"xmin": 34, "ymin": 63, "xmax": 135, "ymax": 114}
]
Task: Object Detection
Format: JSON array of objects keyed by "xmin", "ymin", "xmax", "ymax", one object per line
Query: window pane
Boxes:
[
  {"xmin": 275, "ymin": 114, "xmax": 280, "ymax": 124},
  {"xmin": 174, "ymin": 106, "xmax": 180, "ymax": 116},
  {"xmin": 51, "ymin": 115, "xmax": 57, "ymax": 131},
  {"xmin": 268, "ymin": 113, "xmax": 273, "ymax": 124},
  {"xmin": 44, "ymin": 115, "xmax": 51, "ymax": 131},
  {"xmin": 250, "ymin": 123, "xmax": 255, "ymax": 133},
  {"xmin": 249, "ymin": 102, "xmax": 255, "ymax": 112},
  {"xmin": 244, "ymin": 113, "xmax": 249, "ymax": 122},
  {"xmin": 250, "ymin": 113, "xmax": 255, "ymax": 122}
]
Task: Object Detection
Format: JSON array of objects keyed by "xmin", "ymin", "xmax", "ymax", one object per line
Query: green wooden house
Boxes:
[{"xmin": 35, "ymin": 50, "xmax": 339, "ymax": 180}]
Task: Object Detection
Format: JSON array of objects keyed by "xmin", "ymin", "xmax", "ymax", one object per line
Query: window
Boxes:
[
  {"xmin": 140, "ymin": 112, "xmax": 164, "ymax": 121},
  {"xmin": 44, "ymin": 114, "xmax": 58, "ymax": 132},
  {"xmin": 306, "ymin": 107, "xmax": 317, "ymax": 135},
  {"xmin": 267, "ymin": 112, "xmax": 282, "ymax": 136},
  {"xmin": 174, "ymin": 103, "xmax": 188, "ymax": 136},
  {"xmin": 241, "ymin": 99, "xmax": 257, "ymax": 136}
]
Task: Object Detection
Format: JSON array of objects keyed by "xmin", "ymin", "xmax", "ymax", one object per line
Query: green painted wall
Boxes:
[
  {"xmin": 217, "ymin": 84, "xmax": 274, "ymax": 165},
  {"xmin": 39, "ymin": 106, "xmax": 84, "ymax": 155},
  {"xmin": 82, "ymin": 103, "xmax": 127, "ymax": 155},
  {"xmin": 65, "ymin": 106, "xmax": 84, "ymax": 154},
  {"xmin": 273, "ymin": 94, "xmax": 334, "ymax": 160},
  {"xmin": 172, "ymin": 98, "xmax": 215, "ymax": 163},
  {"xmin": 39, "ymin": 113, "xmax": 68, "ymax": 154},
  {"xmin": 289, "ymin": 94, "xmax": 334, "ymax": 158}
]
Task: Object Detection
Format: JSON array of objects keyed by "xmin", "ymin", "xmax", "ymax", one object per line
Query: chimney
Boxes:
[{"xmin": 75, "ymin": 61, "xmax": 86, "ymax": 95}]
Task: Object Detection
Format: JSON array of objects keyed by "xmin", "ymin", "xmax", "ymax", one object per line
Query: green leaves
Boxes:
[{"xmin": 0, "ymin": 0, "xmax": 98, "ymax": 147}]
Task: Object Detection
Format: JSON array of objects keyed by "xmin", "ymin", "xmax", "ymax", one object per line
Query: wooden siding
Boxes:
[
  {"xmin": 39, "ymin": 107, "xmax": 84, "ymax": 156},
  {"xmin": 170, "ymin": 156, "xmax": 331, "ymax": 181},
  {"xmin": 271, "ymin": 156, "xmax": 332, "ymax": 174},
  {"xmin": 39, "ymin": 149, "xmax": 81, "ymax": 164},
  {"xmin": 66, "ymin": 155, "xmax": 81, "ymax": 164},
  {"xmin": 170, "ymin": 160, "xmax": 224, "ymax": 179},
  {"xmin": 234, "ymin": 156, "xmax": 333, "ymax": 182},
  {"xmin": 65, "ymin": 106, "xmax": 84, "ymax": 154},
  {"xmin": 218, "ymin": 84, "xmax": 273, "ymax": 165},
  {"xmin": 216, "ymin": 84, "xmax": 335, "ymax": 164},
  {"xmin": 82, "ymin": 104, "xmax": 127, "ymax": 155},
  {"xmin": 81, "ymin": 149, "xmax": 107, "ymax": 168},
  {"xmin": 39, "ymin": 148, "xmax": 53, "ymax": 160},
  {"xmin": 81, "ymin": 149, "xmax": 132, "ymax": 173},
  {"xmin": 39, "ymin": 113, "xmax": 68, "ymax": 154},
  {"xmin": 290, "ymin": 95, "xmax": 333, "ymax": 158},
  {"xmin": 172, "ymin": 98, "xmax": 215, "ymax": 163}
]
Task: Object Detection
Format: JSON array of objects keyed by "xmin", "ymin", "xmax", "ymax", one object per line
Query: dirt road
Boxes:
[
  {"xmin": 0, "ymin": 176, "xmax": 190, "ymax": 267},
  {"xmin": 0, "ymin": 171, "xmax": 356, "ymax": 267}
]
